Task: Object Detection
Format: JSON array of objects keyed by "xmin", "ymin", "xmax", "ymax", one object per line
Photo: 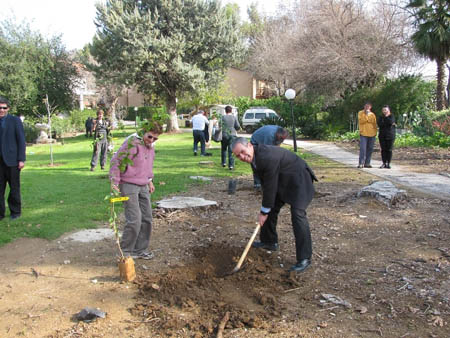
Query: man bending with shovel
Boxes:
[{"xmin": 231, "ymin": 137, "xmax": 317, "ymax": 273}]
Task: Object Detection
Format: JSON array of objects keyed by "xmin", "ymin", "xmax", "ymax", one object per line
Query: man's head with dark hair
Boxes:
[
  {"xmin": 225, "ymin": 105, "xmax": 232, "ymax": 114},
  {"xmin": 275, "ymin": 127, "xmax": 289, "ymax": 145},
  {"xmin": 0, "ymin": 96, "xmax": 10, "ymax": 107}
]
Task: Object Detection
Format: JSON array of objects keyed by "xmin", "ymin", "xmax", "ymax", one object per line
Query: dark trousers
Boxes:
[
  {"xmin": 359, "ymin": 136, "xmax": 375, "ymax": 165},
  {"xmin": 193, "ymin": 129, "xmax": 206, "ymax": 155},
  {"xmin": 260, "ymin": 197, "xmax": 312, "ymax": 262},
  {"xmin": 0, "ymin": 157, "xmax": 21, "ymax": 217},
  {"xmin": 85, "ymin": 128, "xmax": 92, "ymax": 137},
  {"xmin": 379, "ymin": 137, "xmax": 394, "ymax": 164},
  {"xmin": 91, "ymin": 139, "xmax": 108, "ymax": 168},
  {"xmin": 221, "ymin": 135, "xmax": 234, "ymax": 168}
]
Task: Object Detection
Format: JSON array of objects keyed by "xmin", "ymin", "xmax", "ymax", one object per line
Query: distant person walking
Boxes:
[
  {"xmin": 377, "ymin": 105, "xmax": 396, "ymax": 169},
  {"xmin": 250, "ymin": 125, "xmax": 288, "ymax": 189},
  {"xmin": 358, "ymin": 102, "xmax": 377, "ymax": 168},
  {"xmin": 90, "ymin": 109, "xmax": 111, "ymax": 171},
  {"xmin": 0, "ymin": 96, "xmax": 26, "ymax": 220},
  {"xmin": 191, "ymin": 110, "xmax": 211, "ymax": 156},
  {"xmin": 220, "ymin": 105, "xmax": 240, "ymax": 170}
]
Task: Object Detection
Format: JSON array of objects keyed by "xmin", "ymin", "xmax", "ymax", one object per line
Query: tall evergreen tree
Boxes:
[
  {"xmin": 407, "ymin": 0, "xmax": 450, "ymax": 110},
  {"xmin": 91, "ymin": 0, "xmax": 243, "ymax": 130}
]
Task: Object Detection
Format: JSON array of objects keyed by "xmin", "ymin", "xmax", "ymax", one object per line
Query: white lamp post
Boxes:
[{"xmin": 284, "ymin": 88, "xmax": 297, "ymax": 152}]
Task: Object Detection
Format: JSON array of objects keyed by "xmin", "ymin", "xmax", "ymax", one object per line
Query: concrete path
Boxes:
[{"xmin": 282, "ymin": 139, "xmax": 450, "ymax": 200}]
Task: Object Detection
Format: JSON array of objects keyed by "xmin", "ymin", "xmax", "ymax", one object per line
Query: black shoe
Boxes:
[
  {"xmin": 229, "ymin": 166, "xmax": 234, "ymax": 170},
  {"xmin": 386, "ymin": 163, "xmax": 391, "ymax": 169},
  {"xmin": 357, "ymin": 164, "xmax": 363, "ymax": 168},
  {"xmin": 364, "ymin": 164, "xmax": 372, "ymax": 168},
  {"xmin": 201, "ymin": 153, "xmax": 212, "ymax": 157},
  {"xmin": 252, "ymin": 241, "xmax": 279, "ymax": 251},
  {"xmin": 289, "ymin": 259, "xmax": 311, "ymax": 273},
  {"xmin": 379, "ymin": 163, "xmax": 386, "ymax": 169},
  {"xmin": 10, "ymin": 214, "xmax": 21, "ymax": 220},
  {"xmin": 101, "ymin": 166, "xmax": 105, "ymax": 170},
  {"xmin": 222, "ymin": 164, "xmax": 226, "ymax": 168},
  {"xmin": 194, "ymin": 152, "xmax": 197, "ymax": 156}
]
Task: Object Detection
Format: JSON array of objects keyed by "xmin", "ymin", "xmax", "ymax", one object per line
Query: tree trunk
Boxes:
[
  {"xmin": 446, "ymin": 63, "xmax": 450, "ymax": 109},
  {"xmin": 166, "ymin": 95, "xmax": 179, "ymax": 131},
  {"xmin": 436, "ymin": 57, "xmax": 445, "ymax": 111}
]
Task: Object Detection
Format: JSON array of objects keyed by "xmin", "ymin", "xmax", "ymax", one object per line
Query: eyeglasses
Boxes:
[
  {"xmin": 145, "ymin": 134, "xmax": 158, "ymax": 141},
  {"xmin": 0, "ymin": 107, "xmax": 8, "ymax": 110}
]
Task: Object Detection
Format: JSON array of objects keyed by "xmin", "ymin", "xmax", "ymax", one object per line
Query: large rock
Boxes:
[
  {"xmin": 157, "ymin": 196, "xmax": 217, "ymax": 209},
  {"xmin": 357, "ymin": 181, "xmax": 407, "ymax": 207}
]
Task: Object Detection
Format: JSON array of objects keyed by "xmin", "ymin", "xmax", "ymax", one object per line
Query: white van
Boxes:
[{"xmin": 242, "ymin": 107, "xmax": 279, "ymax": 133}]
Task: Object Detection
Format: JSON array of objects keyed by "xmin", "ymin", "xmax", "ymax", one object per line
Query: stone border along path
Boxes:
[{"xmin": 281, "ymin": 139, "xmax": 450, "ymax": 200}]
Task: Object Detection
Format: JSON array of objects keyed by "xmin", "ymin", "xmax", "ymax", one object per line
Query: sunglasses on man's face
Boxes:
[
  {"xmin": 145, "ymin": 134, "xmax": 158, "ymax": 141},
  {"xmin": 0, "ymin": 107, "xmax": 8, "ymax": 110}
]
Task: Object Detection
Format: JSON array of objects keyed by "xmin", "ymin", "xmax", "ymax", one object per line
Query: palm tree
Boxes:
[{"xmin": 407, "ymin": 0, "xmax": 450, "ymax": 110}]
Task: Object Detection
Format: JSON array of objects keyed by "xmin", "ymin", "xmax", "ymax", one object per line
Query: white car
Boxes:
[{"xmin": 242, "ymin": 107, "xmax": 279, "ymax": 133}]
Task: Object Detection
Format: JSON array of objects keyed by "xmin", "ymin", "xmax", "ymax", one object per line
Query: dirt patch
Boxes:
[
  {"xmin": 335, "ymin": 139, "xmax": 450, "ymax": 174},
  {"xmin": 1, "ymin": 158, "xmax": 449, "ymax": 337}
]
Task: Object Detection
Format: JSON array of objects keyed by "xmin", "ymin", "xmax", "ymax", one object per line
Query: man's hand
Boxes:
[
  {"xmin": 149, "ymin": 181, "xmax": 155, "ymax": 194},
  {"xmin": 18, "ymin": 161, "xmax": 25, "ymax": 170},
  {"xmin": 258, "ymin": 213, "xmax": 268, "ymax": 226}
]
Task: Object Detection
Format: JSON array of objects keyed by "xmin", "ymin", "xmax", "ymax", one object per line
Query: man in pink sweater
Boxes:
[{"xmin": 109, "ymin": 122, "xmax": 163, "ymax": 259}]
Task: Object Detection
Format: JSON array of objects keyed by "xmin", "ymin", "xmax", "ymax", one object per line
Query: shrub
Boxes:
[
  {"xmin": 125, "ymin": 106, "xmax": 164, "ymax": 121},
  {"xmin": 51, "ymin": 117, "xmax": 73, "ymax": 138},
  {"xmin": 23, "ymin": 121, "xmax": 39, "ymax": 143},
  {"xmin": 69, "ymin": 109, "xmax": 96, "ymax": 131}
]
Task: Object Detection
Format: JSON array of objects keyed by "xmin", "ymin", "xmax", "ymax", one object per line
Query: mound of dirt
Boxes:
[{"xmin": 132, "ymin": 243, "xmax": 299, "ymax": 336}]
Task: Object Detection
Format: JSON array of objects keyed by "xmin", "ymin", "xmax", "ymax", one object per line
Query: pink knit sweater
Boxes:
[{"xmin": 109, "ymin": 136, "xmax": 155, "ymax": 186}]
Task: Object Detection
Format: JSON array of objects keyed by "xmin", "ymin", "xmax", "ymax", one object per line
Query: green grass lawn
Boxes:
[{"xmin": 0, "ymin": 128, "xmax": 255, "ymax": 245}]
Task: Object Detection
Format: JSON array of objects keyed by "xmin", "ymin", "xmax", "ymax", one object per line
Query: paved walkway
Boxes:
[{"xmin": 282, "ymin": 139, "xmax": 450, "ymax": 200}]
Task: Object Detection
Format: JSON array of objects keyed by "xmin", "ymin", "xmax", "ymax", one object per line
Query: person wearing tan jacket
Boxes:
[{"xmin": 357, "ymin": 102, "xmax": 377, "ymax": 168}]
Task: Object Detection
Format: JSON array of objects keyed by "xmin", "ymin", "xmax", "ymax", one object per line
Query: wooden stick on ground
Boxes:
[{"xmin": 217, "ymin": 311, "xmax": 230, "ymax": 338}]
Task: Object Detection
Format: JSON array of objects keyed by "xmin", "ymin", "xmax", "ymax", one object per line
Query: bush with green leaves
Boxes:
[
  {"xmin": 23, "ymin": 121, "xmax": 39, "ymax": 144},
  {"xmin": 125, "ymin": 106, "xmax": 165, "ymax": 121},
  {"xmin": 69, "ymin": 109, "xmax": 96, "ymax": 131}
]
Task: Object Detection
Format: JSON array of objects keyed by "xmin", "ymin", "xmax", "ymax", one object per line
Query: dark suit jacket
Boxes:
[
  {"xmin": 253, "ymin": 145, "xmax": 317, "ymax": 210},
  {"xmin": 377, "ymin": 114, "xmax": 396, "ymax": 140},
  {"xmin": 0, "ymin": 114, "xmax": 26, "ymax": 167}
]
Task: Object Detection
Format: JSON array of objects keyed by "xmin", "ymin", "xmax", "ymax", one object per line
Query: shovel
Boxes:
[{"xmin": 231, "ymin": 223, "xmax": 261, "ymax": 274}]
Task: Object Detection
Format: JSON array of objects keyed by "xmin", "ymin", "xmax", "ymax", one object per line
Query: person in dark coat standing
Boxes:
[
  {"xmin": 0, "ymin": 96, "xmax": 26, "ymax": 220},
  {"xmin": 90, "ymin": 109, "xmax": 110, "ymax": 171},
  {"xmin": 377, "ymin": 105, "xmax": 396, "ymax": 169},
  {"xmin": 232, "ymin": 137, "xmax": 317, "ymax": 273},
  {"xmin": 85, "ymin": 117, "xmax": 93, "ymax": 137}
]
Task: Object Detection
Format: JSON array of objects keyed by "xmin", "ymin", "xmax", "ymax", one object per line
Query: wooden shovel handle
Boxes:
[{"xmin": 232, "ymin": 223, "xmax": 261, "ymax": 273}]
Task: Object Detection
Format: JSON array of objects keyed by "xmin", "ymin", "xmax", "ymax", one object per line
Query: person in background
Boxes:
[
  {"xmin": 232, "ymin": 137, "xmax": 317, "ymax": 273},
  {"xmin": 191, "ymin": 110, "xmax": 211, "ymax": 156},
  {"xmin": 109, "ymin": 121, "xmax": 163, "ymax": 259},
  {"xmin": 221, "ymin": 105, "xmax": 240, "ymax": 170},
  {"xmin": 90, "ymin": 109, "xmax": 111, "ymax": 171},
  {"xmin": 357, "ymin": 102, "xmax": 377, "ymax": 168},
  {"xmin": 377, "ymin": 105, "xmax": 396, "ymax": 169},
  {"xmin": 0, "ymin": 96, "xmax": 26, "ymax": 220},
  {"xmin": 250, "ymin": 125, "xmax": 288, "ymax": 189},
  {"xmin": 85, "ymin": 117, "xmax": 93, "ymax": 137}
]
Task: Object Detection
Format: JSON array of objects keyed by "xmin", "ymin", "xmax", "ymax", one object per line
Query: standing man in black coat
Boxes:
[
  {"xmin": 377, "ymin": 105, "xmax": 396, "ymax": 169},
  {"xmin": 232, "ymin": 137, "xmax": 317, "ymax": 273},
  {"xmin": 0, "ymin": 97, "xmax": 26, "ymax": 220}
]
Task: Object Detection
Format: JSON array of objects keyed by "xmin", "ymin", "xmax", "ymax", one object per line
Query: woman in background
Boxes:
[{"xmin": 377, "ymin": 105, "xmax": 396, "ymax": 169}]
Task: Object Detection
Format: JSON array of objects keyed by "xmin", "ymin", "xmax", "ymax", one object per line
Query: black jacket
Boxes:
[
  {"xmin": 377, "ymin": 114, "xmax": 396, "ymax": 140},
  {"xmin": 0, "ymin": 114, "xmax": 26, "ymax": 167},
  {"xmin": 253, "ymin": 145, "xmax": 317, "ymax": 210}
]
